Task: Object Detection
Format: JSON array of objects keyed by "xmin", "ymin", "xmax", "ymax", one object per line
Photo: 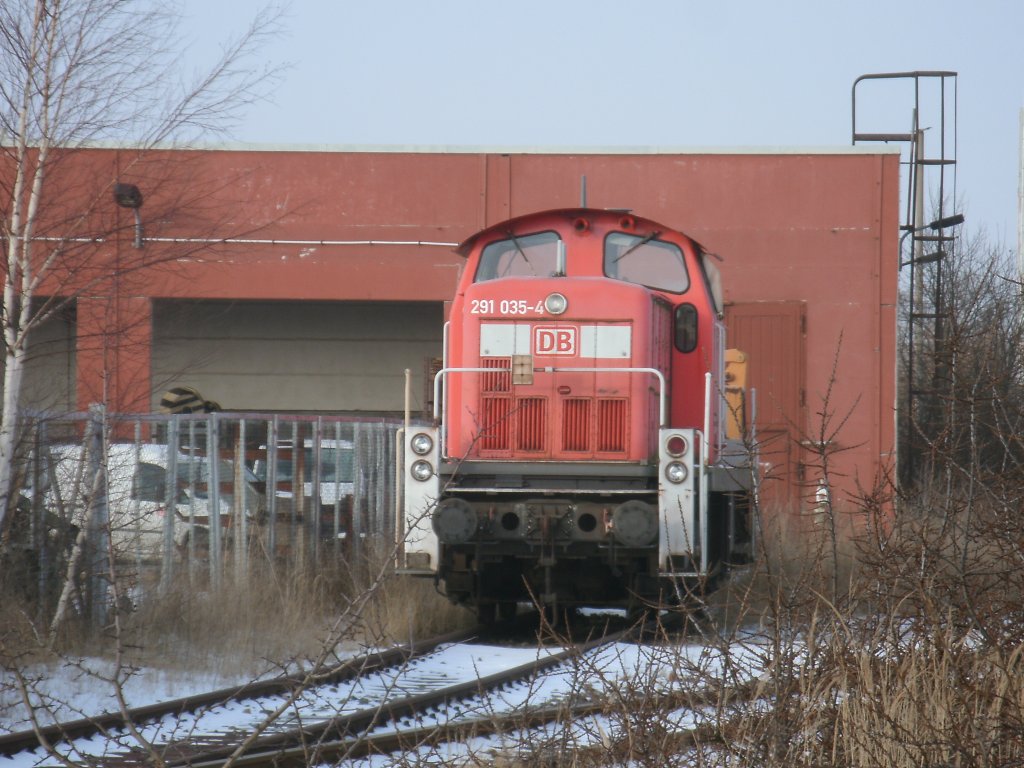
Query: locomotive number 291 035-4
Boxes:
[{"xmin": 469, "ymin": 298, "xmax": 546, "ymax": 316}]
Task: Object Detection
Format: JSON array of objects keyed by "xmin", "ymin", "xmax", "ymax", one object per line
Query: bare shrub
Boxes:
[
  {"xmin": 344, "ymin": 543, "xmax": 474, "ymax": 645},
  {"xmin": 119, "ymin": 558, "xmax": 356, "ymax": 675}
]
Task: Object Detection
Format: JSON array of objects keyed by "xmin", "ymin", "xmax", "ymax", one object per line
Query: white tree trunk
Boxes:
[
  {"xmin": 0, "ymin": 347, "xmax": 27, "ymax": 537},
  {"xmin": 0, "ymin": 0, "xmax": 282, "ymax": 544}
]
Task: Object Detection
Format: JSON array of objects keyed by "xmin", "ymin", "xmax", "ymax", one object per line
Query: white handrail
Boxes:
[
  {"xmin": 535, "ymin": 367, "xmax": 667, "ymax": 427},
  {"xmin": 433, "ymin": 367, "xmax": 509, "ymax": 458}
]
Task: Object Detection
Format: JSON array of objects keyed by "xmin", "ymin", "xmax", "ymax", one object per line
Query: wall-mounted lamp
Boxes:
[
  {"xmin": 927, "ymin": 213, "xmax": 965, "ymax": 231},
  {"xmin": 899, "ymin": 212, "xmax": 965, "ymax": 268},
  {"xmin": 112, "ymin": 182, "xmax": 144, "ymax": 249}
]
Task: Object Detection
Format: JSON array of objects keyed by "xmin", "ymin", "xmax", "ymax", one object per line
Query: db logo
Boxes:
[{"xmin": 534, "ymin": 326, "xmax": 576, "ymax": 356}]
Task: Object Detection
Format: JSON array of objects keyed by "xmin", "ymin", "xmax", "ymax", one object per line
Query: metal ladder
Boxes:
[{"xmin": 852, "ymin": 71, "xmax": 963, "ymax": 485}]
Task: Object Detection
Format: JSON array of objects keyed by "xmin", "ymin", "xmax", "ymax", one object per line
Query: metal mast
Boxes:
[{"xmin": 852, "ymin": 71, "xmax": 964, "ymax": 487}]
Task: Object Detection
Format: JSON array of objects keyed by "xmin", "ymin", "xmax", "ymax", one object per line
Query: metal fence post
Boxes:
[
  {"xmin": 86, "ymin": 404, "xmax": 109, "ymax": 629},
  {"xmin": 372, "ymin": 423, "xmax": 386, "ymax": 540},
  {"xmin": 352, "ymin": 422, "xmax": 364, "ymax": 558},
  {"xmin": 186, "ymin": 419, "xmax": 197, "ymax": 584},
  {"xmin": 30, "ymin": 420, "xmax": 47, "ymax": 619},
  {"xmin": 289, "ymin": 420, "xmax": 300, "ymax": 563},
  {"xmin": 267, "ymin": 416, "xmax": 278, "ymax": 560},
  {"xmin": 207, "ymin": 413, "xmax": 222, "ymax": 588},
  {"xmin": 235, "ymin": 419, "xmax": 248, "ymax": 580},
  {"xmin": 311, "ymin": 417, "xmax": 322, "ymax": 562},
  {"xmin": 132, "ymin": 421, "xmax": 143, "ymax": 577},
  {"xmin": 161, "ymin": 417, "xmax": 179, "ymax": 592},
  {"xmin": 332, "ymin": 420, "xmax": 342, "ymax": 553}
]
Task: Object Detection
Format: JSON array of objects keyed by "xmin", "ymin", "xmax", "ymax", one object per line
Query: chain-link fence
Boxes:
[{"xmin": 8, "ymin": 408, "xmax": 404, "ymax": 627}]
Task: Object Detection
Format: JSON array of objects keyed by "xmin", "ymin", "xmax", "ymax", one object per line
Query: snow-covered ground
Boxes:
[{"xmin": 1, "ymin": 658, "xmax": 257, "ymax": 734}]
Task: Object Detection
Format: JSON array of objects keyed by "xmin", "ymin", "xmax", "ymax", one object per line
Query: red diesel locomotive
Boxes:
[{"xmin": 400, "ymin": 208, "xmax": 754, "ymax": 620}]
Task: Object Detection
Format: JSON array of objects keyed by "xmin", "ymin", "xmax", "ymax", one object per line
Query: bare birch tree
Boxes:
[{"xmin": 0, "ymin": 0, "xmax": 283, "ymax": 538}]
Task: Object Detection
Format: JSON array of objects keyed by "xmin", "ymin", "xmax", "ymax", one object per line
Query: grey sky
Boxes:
[{"xmin": 183, "ymin": 0, "xmax": 1024, "ymax": 248}]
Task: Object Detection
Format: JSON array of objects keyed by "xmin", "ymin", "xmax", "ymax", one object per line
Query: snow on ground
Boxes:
[
  {"xmin": 1, "ymin": 632, "xmax": 773, "ymax": 767},
  {"xmin": 0, "ymin": 658, "xmax": 259, "ymax": 734}
]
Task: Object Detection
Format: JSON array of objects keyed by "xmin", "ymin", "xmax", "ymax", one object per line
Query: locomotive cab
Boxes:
[{"xmin": 400, "ymin": 208, "xmax": 755, "ymax": 620}]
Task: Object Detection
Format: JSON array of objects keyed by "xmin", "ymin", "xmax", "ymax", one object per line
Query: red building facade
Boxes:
[{"xmin": 18, "ymin": 146, "xmax": 900, "ymax": 509}]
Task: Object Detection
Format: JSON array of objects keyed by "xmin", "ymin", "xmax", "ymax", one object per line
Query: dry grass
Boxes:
[
  {"xmin": 1, "ymin": 542, "xmax": 473, "ymax": 682},
  {"xmin": 118, "ymin": 550, "xmax": 472, "ymax": 674},
  {"xmin": 484, "ymin": 494, "xmax": 1024, "ymax": 768},
  {"xmin": 705, "ymin": 501, "xmax": 866, "ymax": 631},
  {"xmin": 119, "ymin": 559, "xmax": 356, "ymax": 674},
  {"xmin": 361, "ymin": 575, "xmax": 475, "ymax": 642},
  {"xmin": 342, "ymin": 544, "xmax": 474, "ymax": 645}
]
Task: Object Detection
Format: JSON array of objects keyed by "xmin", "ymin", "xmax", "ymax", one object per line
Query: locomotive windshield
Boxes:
[
  {"xmin": 474, "ymin": 231, "xmax": 562, "ymax": 281},
  {"xmin": 603, "ymin": 232, "xmax": 690, "ymax": 294}
]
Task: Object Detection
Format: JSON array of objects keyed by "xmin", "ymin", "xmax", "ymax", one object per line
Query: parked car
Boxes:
[
  {"xmin": 250, "ymin": 438, "xmax": 353, "ymax": 538},
  {"xmin": 26, "ymin": 443, "xmax": 264, "ymax": 561}
]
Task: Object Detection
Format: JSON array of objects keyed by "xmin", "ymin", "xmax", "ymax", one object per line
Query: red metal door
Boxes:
[{"xmin": 725, "ymin": 301, "xmax": 806, "ymax": 513}]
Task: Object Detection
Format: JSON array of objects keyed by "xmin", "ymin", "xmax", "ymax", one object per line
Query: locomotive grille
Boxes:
[
  {"xmin": 562, "ymin": 398, "xmax": 591, "ymax": 452},
  {"xmin": 481, "ymin": 356, "xmax": 511, "ymax": 392},
  {"xmin": 597, "ymin": 398, "xmax": 627, "ymax": 452},
  {"xmin": 516, "ymin": 397, "xmax": 546, "ymax": 451},
  {"xmin": 477, "ymin": 357, "xmax": 628, "ymax": 457},
  {"xmin": 481, "ymin": 396, "xmax": 512, "ymax": 450}
]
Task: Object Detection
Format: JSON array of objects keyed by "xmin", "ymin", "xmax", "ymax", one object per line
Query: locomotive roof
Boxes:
[{"xmin": 456, "ymin": 208, "xmax": 695, "ymax": 257}]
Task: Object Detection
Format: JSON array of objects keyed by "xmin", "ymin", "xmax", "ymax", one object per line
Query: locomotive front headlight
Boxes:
[
  {"xmin": 410, "ymin": 432, "xmax": 434, "ymax": 456},
  {"xmin": 665, "ymin": 461, "xmax": 688, "ymax": 484},
  {"xmin": 665, "ymin": 434, "xmax": 688, "ymax": 457},
  {"xmin": 411, "ymin": 460, "xmax": 434, "ymax": 482},
  {"xmin": 544, "ymin": 292, "xmax": 568, "ymax": 315}
]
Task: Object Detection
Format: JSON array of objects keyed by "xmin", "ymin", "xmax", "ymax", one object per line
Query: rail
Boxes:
[
  {"xmin": 0, "ymin": 626, "xmax": 481, "ymax": 760},
  {"xmin": 2, "ymin": 615, "xmax": 667, "ymax": 767},
  {"xmin": 164, "ymin": 615, "xmax": 664, "ymax": 767}
]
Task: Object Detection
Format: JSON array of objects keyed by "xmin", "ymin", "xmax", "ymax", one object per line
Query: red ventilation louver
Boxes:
[
  {"xmin": 481, "ymin": 356, "xmax": 511, "ymax": 392},
  {"xmin": 562, "ymin": 398, "xmax": 592, "ymax": 452},
  {"xmin": 481, "ymin": 397, "xmax": 511, "ymax": 450},
  {"xmin": 476, "ymin": 359, "xmax": 627, "ymax": 457},
  {"xmin": 598, "ymin": 398, "xmax": 627, "ymax": 453},
  {"xmin": 516, "ymin": 397, "xmax": 546, "ymax": 452}
]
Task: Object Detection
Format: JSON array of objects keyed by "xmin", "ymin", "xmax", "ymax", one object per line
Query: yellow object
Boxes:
[{"xmin": 724, "ymin": 349, "xmax": 748, "ymax": 439}]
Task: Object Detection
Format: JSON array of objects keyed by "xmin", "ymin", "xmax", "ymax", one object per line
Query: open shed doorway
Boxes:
[{"xmin": 151, "ymin": 300, "xmax": 444, "ymax": 415}]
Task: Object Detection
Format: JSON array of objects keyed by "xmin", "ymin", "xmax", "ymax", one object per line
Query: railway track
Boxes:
[
  {"xmin": 1, "ymin": 613, "xmax": 720, "ymax": 767},
  {"xmin": 0, "ymin": 624, "xmax": 482, "ymax": 766}
]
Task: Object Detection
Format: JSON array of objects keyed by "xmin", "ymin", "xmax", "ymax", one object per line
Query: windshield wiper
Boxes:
[
  {"xmin": 500, "ymin": 230, "xmax": 535, "ymax": 277},
  {"xmin": 612, "ymin": 230, "xmax": 661, "ymax": 263}
]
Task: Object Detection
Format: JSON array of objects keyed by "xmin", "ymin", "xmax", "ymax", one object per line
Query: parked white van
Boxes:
[{"xmin": 31, "ymin": 443, "xmax": 263, "ymax": 561}]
